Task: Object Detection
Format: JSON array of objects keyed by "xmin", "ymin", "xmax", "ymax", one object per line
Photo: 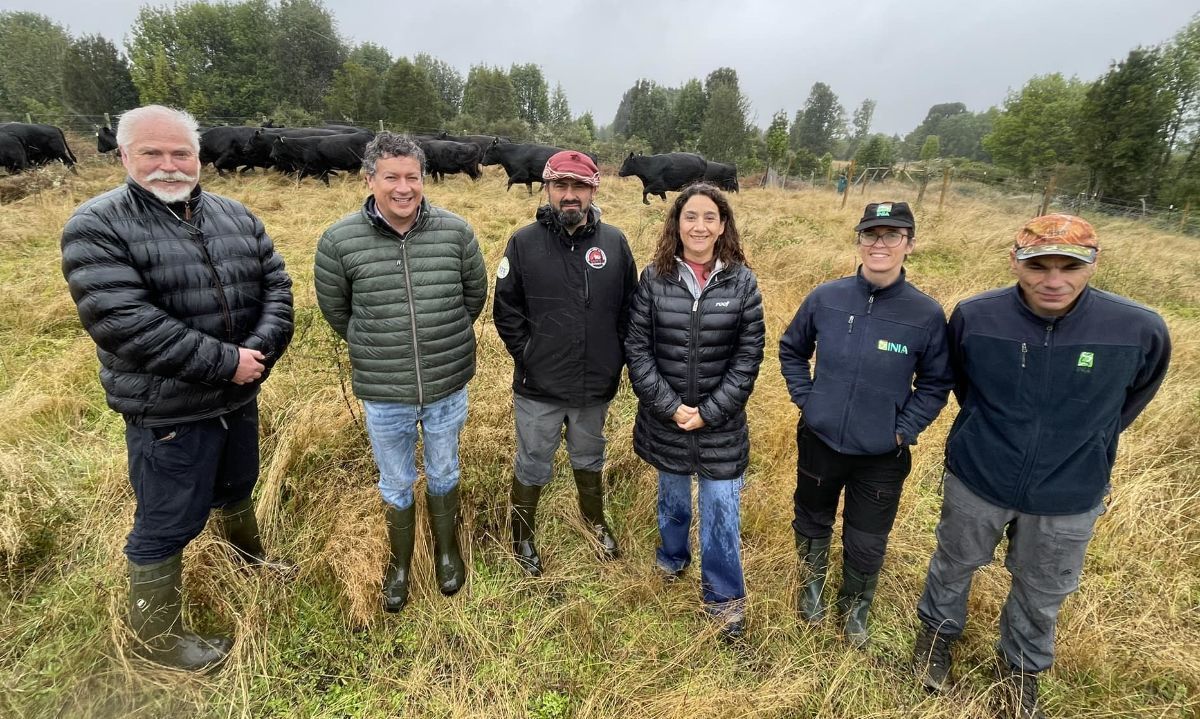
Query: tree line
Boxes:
[{"xmin": 0, "ymin": 3, "xmax": 1197, "ymax": 205}]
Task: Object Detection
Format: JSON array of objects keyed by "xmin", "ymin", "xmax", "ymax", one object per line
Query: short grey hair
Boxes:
[
  {"xmin": 363, "ymin": 132, "xmax": 426, "ymax": 176},
  {"xmin": 116, "ymin": 105, "xmax": 201, "ymax": 151}
]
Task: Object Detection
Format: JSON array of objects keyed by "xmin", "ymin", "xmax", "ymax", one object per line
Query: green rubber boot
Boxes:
[
  {"xmin": 426, "ymin": 487, "xmax": 465, "ymax": 596},
  {"xmin": 382, "ymin": 503, "xmax": 416, "ymax": 612},
  {"xmin": 796, "ymin": 534, "xmax": 831, "ymax": 623},
  {"xmin": 127, "ymin": 553, "xmax": 232, "ymax": 672},
  {"xmin": 510, "ymin": 478, "xmax": 544, "ymax": 576},
  {"xmin": 216, "ymin": 496, "xmax": 294, "ymax": 574},
  {"xmin": 836, "ymin": 563, "xmax": 880, "ymax": 649},
  {"xmin": 573, "ymin": 469, "xmax": 620, "ymax": 560}
]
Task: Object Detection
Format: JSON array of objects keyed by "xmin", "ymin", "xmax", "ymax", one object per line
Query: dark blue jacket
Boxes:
[
  {"xmin": 945, "ymin": 285, "xmax": 1171, "ymax": 515},
  {"xmin": 780, "ymin": 268, "xmax": 953, "ymax": 455}
]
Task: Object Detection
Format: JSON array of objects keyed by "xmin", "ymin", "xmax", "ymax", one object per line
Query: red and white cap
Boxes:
[{"xmin": 542, "ymin": 150, "xmax": 600, "ymax": 187}]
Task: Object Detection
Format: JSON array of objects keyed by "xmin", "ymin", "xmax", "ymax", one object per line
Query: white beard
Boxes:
[
  {"xmin": 147, "ymin": 184, "xmax": 196, "ymax": 203},
  {"xmin": 140, "ymin": 170, "xmax": 198, "ymax": 204}
]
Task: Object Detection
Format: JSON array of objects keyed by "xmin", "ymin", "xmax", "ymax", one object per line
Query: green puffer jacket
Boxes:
[{"xmin": 314, "ymin": 196, "xmax": 487, "ymax": 405}]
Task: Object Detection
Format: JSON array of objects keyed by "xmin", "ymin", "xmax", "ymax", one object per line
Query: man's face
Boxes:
[
  {"xmin": 120, "ymin": 118, "xmax": 201, "ymax": 203},
  {"xmin": 367, "ymin": 155, "xmax": 424, "ymax": 231},
  {"xmin": 1009, "ymin": 251, "xmax": 1098, "ymax": 317},
  {"xmin": 547, "ymin": 178, "xmax": 595, "ymax": 228}
]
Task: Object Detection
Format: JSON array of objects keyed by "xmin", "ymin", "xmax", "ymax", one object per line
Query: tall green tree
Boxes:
[
  {"xmin": 903, "ymin": 102, "xmax": 967, "ymax": 158},
  {"xmin": 937, "ymin": 109, "xmax": 996, "ymax": 161},
  {"xmin": 673, "ymin": 79, "xmax": 707, "ymax": 151},
  {"xmin": 984, "ymin": 75, "xmax": 1085, "ymax": 176},
  {"xmin": 851, "ymin": 98, "xmax": 875, "ymax": 140},
  {"xmin": 919, "ymin": 135, "xmax": 941, "ymax": 161},
  {"xmin": 705, "ymin": 67, "xmax": 740, "ymax": 96},
  {"xmin": 461, "ymin": 65, "xmax": 519, "ymax": 126},
  {"xmin": 62, "ymin": 34, "xmax": 139, "ymax": 116},
  {"xmin": 1076, "ymin": 48, "xmax": 1174, "ymax": 199},
  {"xmin": 548, "ymin": 83, "xmax": 571, "ymax": 129},
  {"xmin": 0, "ymin": 12, "xmax": 69, "ymax": 116},
  {"xmin": 791, "ymin": 82, "xmax": 844, "ymax": 156},
  {"xmin": 271, "ymin": 0, "xmax": 346, "ymax": 113},
  {"xmin": 383, "ymin": 58, "xmax": 442, "ymax": 132},
  {"xmin": 1161, "ymin": 15, "xmax": 1200, "ymax": 190},
  {"xmin": 324, "ymin": 60, "xmax": 385, "ymax": 124},
  {"xmin": 349, "ymin": 42, "xmax": 392, "ymax": 75},
  {"xmin": 854, "ymin": 134, "xmax": 895, "ymax": 168},
  {"xmin": 415, "ymin": 53, "xmax": 463, "ymax": 123},
  {"xmin": 765, "ymin": 110, "xmax": 790, "ymax": 174},
  {"xmin": 613, "ymin": 79, "xmax": 674, "ymax": 151},
  {"xmin": 509, "ymin": 63, "xmax": 550, "ymax": 130},
  {"xmin": 699, "ymin": 82, "xmax": 749, "ymax": 163}
]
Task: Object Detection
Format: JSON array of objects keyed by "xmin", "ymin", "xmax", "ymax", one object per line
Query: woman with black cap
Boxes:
[{"xmin": 779, "ymin": 201, "xmax": 954, "ymax": 647}]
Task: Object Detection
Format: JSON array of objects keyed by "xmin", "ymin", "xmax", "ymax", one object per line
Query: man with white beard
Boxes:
[{"xmin": 61, "ymin": 105, "xmax": 294, "ymax": 672}]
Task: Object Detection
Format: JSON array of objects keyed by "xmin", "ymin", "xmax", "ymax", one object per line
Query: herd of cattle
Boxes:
[{"xmin": 0, "ymin": 121, "xmax": 739, "ymax": 203}]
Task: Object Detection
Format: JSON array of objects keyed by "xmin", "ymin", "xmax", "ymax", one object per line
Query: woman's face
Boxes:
[{"xmin": 678, "ymin": 194, "xmax": 725, "ymax": 263}]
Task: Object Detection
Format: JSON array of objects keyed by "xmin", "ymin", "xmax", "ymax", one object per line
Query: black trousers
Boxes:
[
  {"xmin": 123, "ymin": 399, "xmax": 260, "ymax": 564},
  {"xmin": 791, "ymin": 420, "xmax": 911, "ymax": 575}
]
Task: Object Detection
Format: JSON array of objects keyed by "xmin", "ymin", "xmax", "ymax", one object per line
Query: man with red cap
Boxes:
[
  {"xmin": 912, "ymin": 214, "xmax": 1171, "ymax": 717},
  {"xmin": 493, "ymin": 150, "xmax": 637, "ymax": 575}
]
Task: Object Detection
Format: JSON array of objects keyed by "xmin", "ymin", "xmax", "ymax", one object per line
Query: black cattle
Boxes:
[
  {"xmin": 618, "ymin": 152, "xmax": 707, "ymax": 204},
  {"xmin": 323, "ymin": 124, "xmax": 374, "ymax": 135},
  {"xmin": 96, "ymin": 125, "xmax": 118, "ymax": 154},
  {"xmin": 242, "ymin": 127, "xmax": 348, "ymax": 172},
  {"xmin": 703, "ymin": 160, "xmax": 739, "ymax": 192},
  {"xmin": 269, "ymin": 132, "xmax": 371, "ymax": 185},
  {"xmin": 416, "ymin": 139, "xmax": 482, "ymax": 182},
  {"xmin": 0, "ymin": 134, "xmax": 29, "ymax": 174},
  {"xmin": 0, "ymin": 123, "xmax": 77, "ymax": 171},
  {"xmin": 199, "ymin": 126, "xmax": 263, "ymax": 175},
  {"xmin": 482, "ymin": 140, "xmax": 577, "ymax": 195}
]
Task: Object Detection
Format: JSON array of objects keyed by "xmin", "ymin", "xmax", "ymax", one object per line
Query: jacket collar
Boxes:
[
  {"xmin": 536, "ymin": 204, "xmax": 601, "ymax": 243},
  {"xmin": 855, "ymin": 265, "xmax": 907, "ymax": 297},
  {"xmin": 362, "ymin": 195, "xmax": 429, "ymax": 238},
  {"xmin": 1009, "ymin": 283, "xmax": 1094, "ymax": 325},
  {"xmin": 124, "ymin": 177, "xmax": 204, "ymax": 219}
]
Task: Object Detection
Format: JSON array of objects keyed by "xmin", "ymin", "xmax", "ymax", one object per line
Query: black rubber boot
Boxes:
[
  {"xmin": 510, "ymin": 478, "xmax": 544, "ymax": 576},
  {"xmin": 573, "ymin": 469, "xmax": 620, "ymax": 561},
  {"xmin": 127, "ymin": 553, "xmax": 232, "ymax": 672},
  {"xmin": 836, "ymin": 563, "xmax": 880, "ymax": 649},
  {"xmin": 425, "ymin": 487, "xmax": 466, "ymax": 596},
  {"xmin": 382, "ymin": 503, "xmax": 416, "ymax": 612},
  {"xmin": 796, "ymin": 534, "xmax": 831, "ymax": 623},
  {"xmin": 216, "ymin": 496, "xmax": 294, "ymax": 574}
]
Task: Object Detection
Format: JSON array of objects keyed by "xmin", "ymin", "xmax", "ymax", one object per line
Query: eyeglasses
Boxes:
[{"xmin": 857, "ymin": 230, "xmax": 908, "ymax": 247}]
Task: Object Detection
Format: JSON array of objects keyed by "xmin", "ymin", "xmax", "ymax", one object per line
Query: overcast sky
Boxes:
[{"xmin": 2, "ymin": 0, "xmax": 1195, "ymax": 134}]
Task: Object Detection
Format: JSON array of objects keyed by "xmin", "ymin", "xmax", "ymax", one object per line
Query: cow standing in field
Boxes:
[
  {"xmin": 618, "ymin": 152, "xmax": 707, "ymax": 204},
  {"xmin": 0, "ymin": 133, "xmax": 28, "ymax": 174},
  {"xmin": 703, "ymin": 161, "xmax": 739, "ymax": 193},
  {"xmin": 97, "ymin": 126, "xmax": 118, "ymax": 154},
  {"xmin": 416, "ymin": 139, "xmax": 482, "ymax": 182},
  {"xmin": 0, "ymin": 122, "xmax": 77, "ymax": 172},
  {"xmin": 241, "ymin": 127, "xmax": 349, "ymax": 174},
  {"xmin": 482, "ymin": 140, "xmax": 568, "ymax": 195},
  {"xmin": 199, "ymin": 126, "xmax": 263, "ymax": 175},
  {"xmin": 269, "ymin": 131, "xmax": 372, "ymax": 185}
]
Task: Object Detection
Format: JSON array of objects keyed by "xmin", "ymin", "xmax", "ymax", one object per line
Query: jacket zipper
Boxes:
[
  {"xmin": 192, "ymin": 234, "xmax": 233, "ymax": 340},
  {"xmin": 1020, "ymin": 342, "xmax": 1027, "ymax": 368},
  {"xmin": 836, "ymin": 292, "xmax": 874, "ymax": 446},
  {"xmin": 675, "ymin": 269, "xmax": 729, "ymax": 467},
  {"xmin": 399, "ymin": 240, "xmax": 424, "ymax": 406},
  {"xmin": 1012, "ymin": 323, "xmax": 1056, "ymax": 506},
  {"xmin": 847, "ymin": 315, "xmax": 855, "ymax": 334}
]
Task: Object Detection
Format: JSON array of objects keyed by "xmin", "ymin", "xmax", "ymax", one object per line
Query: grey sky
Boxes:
[{"xmin": 2, "ymin": 0, "xmax": 1195, "ymax": 135}]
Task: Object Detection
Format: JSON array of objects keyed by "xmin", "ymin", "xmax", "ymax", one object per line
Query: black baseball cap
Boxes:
[{"xmin": 855, "ymin": 201, "xmax": 916, "ymax": 236}]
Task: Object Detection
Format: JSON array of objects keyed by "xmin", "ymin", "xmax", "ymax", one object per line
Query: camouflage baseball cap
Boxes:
[{"xmin": 1014, "ymin": 214, "xmax": 1099, "ymax": 263}]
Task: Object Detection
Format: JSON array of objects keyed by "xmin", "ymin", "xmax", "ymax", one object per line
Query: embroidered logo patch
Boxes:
[
  {"xmin": 496, "ymin": 256, "xmax": 510, "ymax": 279},
  {"xmin": 877, "ymin": 339, "xmax": 909, "ymax": 355},
  {"xmin": 875, "ymin": 203, "xmax": 892, "ymax": 217},
  {"xmin": 585, "ymin": 247, "xmax": 607, "ymax": 269},
  {"xmin": 1077, "ymin": 351, "xmax": 1094, "ymax": 368}
]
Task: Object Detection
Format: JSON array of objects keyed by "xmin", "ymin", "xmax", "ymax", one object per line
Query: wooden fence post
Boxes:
[{"xmin": 938, "ymin": 167, "xmax": 952, "ymax": 212}]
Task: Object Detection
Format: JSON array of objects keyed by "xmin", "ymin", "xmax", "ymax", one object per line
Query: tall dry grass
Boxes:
[{"xmin": 0, "ymin": 152, "xmax": 1196, "ymax": 718}]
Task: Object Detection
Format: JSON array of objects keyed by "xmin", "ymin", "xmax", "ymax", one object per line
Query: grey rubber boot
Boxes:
[
  {"xmin": 382, "ymin": 503, "xmax": 416, "ymax": 612},
  {"xmin": 425, "ymin": 487, "xmax": 466, "ymax": 596},
  {"xmin": 796, "ymin": 534, "xmax": 831, "ymax": 622},
  {"xmin": 510, "ymin": 478, "xmax": 544, "ymax": 576},
  {"xmin": 573, "ymin": 469, "xmax": 620, "ymax": 560},
  {"xmin": 127, "ymin": 553, "xmax": 232, "ymax": 672}
]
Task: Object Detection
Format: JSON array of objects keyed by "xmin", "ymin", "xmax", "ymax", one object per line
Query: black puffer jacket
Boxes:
[
  {"xmin": 625, "ymin": 262, "xmax": 765, "ymax": 480},
  {"xmin": 61, "ymin": 179, "xmax": 294, "ymax": 426}
]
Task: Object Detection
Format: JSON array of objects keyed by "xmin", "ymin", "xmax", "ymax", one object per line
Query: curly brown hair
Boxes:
[{"xmin": 650, "ymin": 183, "xmax": 748, "ymax": 276}]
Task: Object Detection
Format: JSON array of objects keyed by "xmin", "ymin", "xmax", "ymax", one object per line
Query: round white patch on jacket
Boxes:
[
  {"xmin": 585, "ymin": 247, "xmax": 607, "ymax": 269},
  {"xmin": 496, "ymin": 256, "xmax": 510, "ymax": 279}
]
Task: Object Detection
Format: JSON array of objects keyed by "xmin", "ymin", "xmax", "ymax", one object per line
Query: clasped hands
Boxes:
[{"xmin": 672, "ymin": 404, "xmax": 706, "ymax": 431}]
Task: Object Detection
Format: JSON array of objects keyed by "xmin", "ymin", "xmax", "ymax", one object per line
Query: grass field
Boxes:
[{"xmin": 1, "ymin": 151, "xmax": 1197, "ymax": 718}]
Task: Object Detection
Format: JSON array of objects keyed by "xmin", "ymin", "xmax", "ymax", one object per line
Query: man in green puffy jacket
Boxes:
[{"xmin": 314, "ymin": 132, "xmax": 487, "ymax": 613}]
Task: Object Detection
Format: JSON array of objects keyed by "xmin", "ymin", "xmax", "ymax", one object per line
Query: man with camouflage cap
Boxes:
[
  {"xmin": 493, "ymin": 150, "xmax": 637, "ymax": 576},
  {"xmin": 912, "ymin": 214, "xmax": 1172, "ymax": 717}
]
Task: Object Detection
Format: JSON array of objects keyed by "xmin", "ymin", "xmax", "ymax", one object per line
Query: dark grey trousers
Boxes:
[
  {"xmin": 513, "ymin": 395, "xmax": 610, "ymax": 487},
  {"xmin": 916, "ymin": 471, "xmax": 1104, "ymax": 673}
]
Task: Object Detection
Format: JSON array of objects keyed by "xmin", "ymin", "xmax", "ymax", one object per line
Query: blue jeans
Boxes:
[
  {"xmin": 656, "ymin": 471, "xmax": 746, "ymax": 618},
  {"xmin": 363, "ymin": 388, "xmax": 469, "ymax": 510}
]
